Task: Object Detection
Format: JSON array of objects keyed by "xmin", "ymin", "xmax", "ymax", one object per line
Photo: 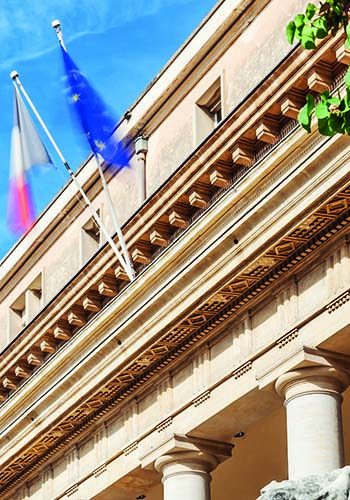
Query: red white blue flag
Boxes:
[{"xmin": 7, "ymin": 86, "xmax": 52, "ymax": 234}]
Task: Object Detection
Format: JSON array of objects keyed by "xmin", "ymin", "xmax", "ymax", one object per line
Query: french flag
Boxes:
[{"xmin": 7, "ymin": 86, "xmax": 52, "ymax": 234}]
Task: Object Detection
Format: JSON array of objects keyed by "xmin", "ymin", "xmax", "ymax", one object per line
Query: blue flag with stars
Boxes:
[{"xmin": 60, "ymin": 45, "xmax": 129, "ymax": 167}]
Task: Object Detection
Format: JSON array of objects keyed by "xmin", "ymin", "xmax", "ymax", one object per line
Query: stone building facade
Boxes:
[{"xmin": 1, "ymin": 0, "xmax": 350, "ymax": 498}]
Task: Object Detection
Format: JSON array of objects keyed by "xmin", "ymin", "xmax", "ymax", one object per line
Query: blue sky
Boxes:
[{"xmin": 0, "ymin": 0, "xmax": 216, "ymax": 259}]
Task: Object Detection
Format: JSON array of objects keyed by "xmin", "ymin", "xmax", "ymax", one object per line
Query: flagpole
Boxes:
[
  {"xmin": 51, "ymin": 19, "xmax": 66, "ymax": 50},
  {"xmin": 51, "ymin": 19, "xmax": 135, "ymax": 279},
  {"xmin": 10, "ymin": 71, "xmax": 134, "ymax": 282},
  {"xmin": 94, "ymin": 155, "xmax": 135, "ymax": 278}
]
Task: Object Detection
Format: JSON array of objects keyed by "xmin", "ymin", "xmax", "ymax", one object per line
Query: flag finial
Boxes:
[
  {"xmin": 51, "ymin": 19, "xmax": 61, "ymax": 29},
  {"xmin": 51, "ymin": 19, "xmax": 66, "ymax": 50},
  {"xmin": 10, "ymin": 70, "xmax": 19, "ymax": 81}
]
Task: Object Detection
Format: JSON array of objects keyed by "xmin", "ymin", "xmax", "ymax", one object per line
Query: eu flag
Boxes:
[{"xmin": 60, "ymin": 45, "xmax": 129, "ymax": 167}]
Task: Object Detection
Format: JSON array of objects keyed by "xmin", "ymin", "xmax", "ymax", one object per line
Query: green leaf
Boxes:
[
  {"xmin": 334, "ymin": 4, "xmax": 342, "ymax": 16},
  {"xmin": 342, "ymin": 90, "xmax": 350, "ymax": 112},
  {"xmin": 320, "ymin": 91, "xmax": 330, "ymax": 102},
  {"xmin": 345, "ymin": 67, "xmax": 350, "ymax": 87},
  {"xmin": 306, "ymin": 3, "xmax": 317, "ymax": 19},
  {"xmin": 342, "ymin": 111, "xmax": 350, "ymax": 134},
  {"xmin": 315, "ymin": 101, "xmax": 330, "ymax": 119},
  {"xmin": 294, "ymin": 25, "xmax": 304, "ymax": 41},
  {"xmin": 294, "ymin": 14, "xmax": 305, "ymax": 28},
  {"xmin": 318, "ymin": 117, "xmax": 336, "ymax": 136},
  {"xmin": 313, "ymin": 17, "xmax": 328, "ymax": 38},
  {"xmin": 340, "ymin": 97, "xmax": 350, "ymax": 113},
  {"xmin": 286, "ymin": 21, "xmax": 296, "ymax": 44},
  {"xmin": 298, "ymin": 94, "xmax": 315, "ymax": 132},
  {"xmin": 346, "ymin": 23, "xmax": 350, "ymax": 46},
  {"xmin": 301, "ymin": 25, "xmax": 316, "ymax": 49},
  {"xmin": 327, "ymin": 96, "xmax": 341, "ymax": 105},
  {"xmin": 329, "ymin": 114, "xmax": 343, "ymax": 134}
]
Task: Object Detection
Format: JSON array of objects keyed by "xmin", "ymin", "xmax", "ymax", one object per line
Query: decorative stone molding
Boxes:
[
  {"xmin": 155, "ymin": 450, "xmax": 219, "ymax": 500},
  {"xmin": 275, "ymin": 347, "xmax": 350, "ymax": 391},
  {"xmin": 233, "ymin": 361, "xmax": 252, "ymax": 379},
  {"xmin": 276, "ymin": 329, "xmax": 299, "ymax": 349},
  {"xmin": 193, "ymin": 390, "xmax": 211, "ymax": 407},
  {"xmin": 93, "ymin": 463, "xmax": 107, "ymax": 478},
  {"xmin": 157, "ymin": 417, "xmax": 173, "ymax": 433},
  {"xmin": 326, "ymin": 289, "xmax": 350, "ymax": 314},
  {"xmin": 65, "ymin": 483, "xmax": 79, "ymax": 497},
  {"xmin": 0, "ymin": 23, "xmax": 347, "ymax": 411},
  {"xmin": 123, "ymin": 441, "xmax": 139, "ymax": 457}
]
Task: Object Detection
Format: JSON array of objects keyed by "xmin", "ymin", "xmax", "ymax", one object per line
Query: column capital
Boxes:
[
  {"xmin": 155, "ymin": 450, "xmax": 219, "ymax": 478},
  {"xmin": 151, "ymin": 436, "xmax": 232, "ymax": 500},
  {"xmin": 276, "ymin": 365, "xmax": 350, "ymax": 403},
  {"xmin": 141, "ymin": 434, "xmax": 233, "ymax": 471}
]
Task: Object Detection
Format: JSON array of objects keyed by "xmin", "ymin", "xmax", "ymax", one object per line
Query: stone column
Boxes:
[
  {"xmin": 155, "ymin": 450, "xmax": 218, "ymax": 500},
  {"xmin": 276, "ymin": 366, "xmax": 350, "ymax": 479},
  {"xmin": 142, "ymin": 435, "xmax": 232, "ymax": 500}
]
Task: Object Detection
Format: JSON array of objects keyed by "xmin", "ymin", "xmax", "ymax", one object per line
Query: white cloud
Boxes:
[{"xmin": 0, "ymin": 0, "xmax": 190, "ymax": 68}]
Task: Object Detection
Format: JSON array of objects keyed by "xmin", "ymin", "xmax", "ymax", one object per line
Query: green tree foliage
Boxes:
[{"xmin": 287, "ymin": 1, "xmax": 350, "ymax": 136}]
